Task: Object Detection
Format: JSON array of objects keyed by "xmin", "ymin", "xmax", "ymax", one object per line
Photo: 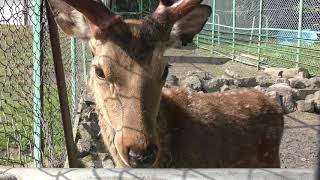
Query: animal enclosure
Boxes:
[
  {"xmin": 197, "ymin": 0, "xmax": 320, "ymax": 75},
  {"xmin": 0, "ymin": 0, "xmax": 319, "ymax": 169}
]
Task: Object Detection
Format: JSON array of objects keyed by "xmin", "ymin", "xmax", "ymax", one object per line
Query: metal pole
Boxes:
[
  {"xmin": 46, "ymin": 1, "xmax": 77, "ymax": 167},
  {"xmin": 82, "ymin": 42, "xmax": 88, "ymax": 81},
  {"xmin": 265, "ymin": 16, "xmax": 269, "ymax": 42},
  {"xmin": 23, "ymin": 0, "xmax": 29, "ymax": 25},
  {"xmin": 211, "ymin": 0, "xmax": 216, "ymax": 54},
  {"xmin": 140, "ymin": 0, "xmax": 143, "ymax": 19},
  {"xmin": 258, "ymin": 0, "xmax": 263, "ymax": 70},
  {"xmin": 217, "ymin": 14, "xmax": 220, "ymax": 45},
  {"xmin": 196, "ymin": 34, "xmax": 199, "ymax": 48},
  {"xmin": 32, "ymin": 0, "xmax": 43, "ymax": 168},
  {"xmin": 250, "ymin": 16, "xmax": 256, "ymax": 46},
  {"xmin": 232, "ymin": 0, "xmax": 236, "ymax": 61},
  {"xmin": 296, "ymin": 0, "xmax": 304, "ymax": 68},
  {"xmin": 71, "ymin": 38, "xmax": 77, "ymax": 113}
]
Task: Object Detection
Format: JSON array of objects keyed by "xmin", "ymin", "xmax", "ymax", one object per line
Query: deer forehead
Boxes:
[{"xmin": 90, "ymin": 40, "xmax": 167, "ymax": 78}]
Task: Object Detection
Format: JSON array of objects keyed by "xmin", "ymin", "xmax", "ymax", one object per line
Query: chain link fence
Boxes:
[
  {"xmin": 197, "ymin": 0, "xmax": 320, "ymax": 75},
  {"xmin": 1, "ymin": 0, "xmax": 318, "ymax": 169},
  {"xmin": 0, "ymin": 0, "xmax": 90, "ymax": 167}
]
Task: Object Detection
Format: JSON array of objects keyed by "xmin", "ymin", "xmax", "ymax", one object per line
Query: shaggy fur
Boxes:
[{"xmin": 156, "ymin": 87, "xmax": 284, "ymax": 168}]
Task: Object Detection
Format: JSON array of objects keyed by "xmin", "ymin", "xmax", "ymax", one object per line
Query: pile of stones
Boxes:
[
  {"xmin": 75, "ymin": 100, "xmax": 116, "ymax": 168},
  {"xmin": 166, "ymin": 67, "xmax": 320, "ymax": 114}
]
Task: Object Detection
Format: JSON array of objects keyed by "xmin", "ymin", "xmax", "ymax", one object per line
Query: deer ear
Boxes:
[
  {"xmin": 168, "ymin": 5, "xmax": 212, "ymax": 47},
  {"xmin": 48, "ymin": 0, "xmax": 91, "ymax": 40}
]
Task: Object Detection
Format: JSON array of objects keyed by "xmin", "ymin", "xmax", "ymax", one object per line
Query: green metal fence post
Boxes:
[
  {"xmin": 196, "ymin": 34, "xmax": 199, "ymax": 48},
  {"xmin": 232, "ymin": 0, "xmax": 236, "ymax": 61},
  {"xmin": 32, "ymin": 0, "xmax": 43, "ymax": 168},
  {"xmin": 257, "ymin": 0, "xmax": 263, "ymax": 70},
  {"xmin": 140, "ymin": 0, "xmax": 143, "ymax": 19},
  {"xmin": 71, "ymin": 38, "xmax": 77, "ymax": 113},
  {"xmin": 211, "ymin": 0, "xmax": 216, "ymax": 54},
  {"xmin": 265, "ymin": 16, "xmax": 269, "ymax": 42},
  {"xmin": 82, "ymin": 42, "xmax": 88, "ymax": 81},
  {"xmin": 296, "ymin": 0, "xmax": 304, "ymax": 68}
]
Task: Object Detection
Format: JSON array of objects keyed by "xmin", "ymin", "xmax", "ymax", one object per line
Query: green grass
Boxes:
[
  {"xmin": 197, "ymin": 30, "xmax": 320, "ymax": 75},
  {"xmin": 0, "ymin": 25, "xmax": 88, "ymax": 167}
]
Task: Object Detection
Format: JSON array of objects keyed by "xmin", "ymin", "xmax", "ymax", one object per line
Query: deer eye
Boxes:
[
  {"xmin": 95, "ymin": 66, "xmax": 106, "ymax": 80},
  {"xmin": 161, "ymin": 64, "xmax": 169, "ymax": 81}
]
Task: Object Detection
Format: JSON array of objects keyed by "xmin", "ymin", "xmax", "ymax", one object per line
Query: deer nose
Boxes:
[{"xmin": 128, "ymin": 144, "xmax": 157, "ymax": 168}]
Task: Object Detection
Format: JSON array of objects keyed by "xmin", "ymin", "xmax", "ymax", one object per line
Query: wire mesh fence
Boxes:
[
  {"xmin": 0, "ymin": 0, "xmax": 90, "ymax": 167},
  {"xmin": 197, "ymin": 0, "xmax": 320, "ymax": 75},
  {"xmin": 1, "ymin": 0, "xmax": 319, "ymax": 169}
]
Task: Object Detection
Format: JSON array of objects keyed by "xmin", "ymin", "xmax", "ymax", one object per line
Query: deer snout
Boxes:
[{"xmin": 128, "ymin": 144, "xmax": 158, "ymax": 168}]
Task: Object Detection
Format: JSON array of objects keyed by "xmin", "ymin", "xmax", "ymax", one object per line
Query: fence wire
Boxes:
[
  {"xmin": 197, "ymin": 0, "xmax": 320, "ymax": 75},
  {"xmin": 1, "ymin": 0, "xmax": 319, "ymax": 168},
  {"xmin": 0, "ymin": 0, "xmax": 89, "ymax": 167}
]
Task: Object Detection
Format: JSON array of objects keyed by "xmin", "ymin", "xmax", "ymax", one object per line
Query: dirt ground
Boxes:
[
  {"xmin": 166, "ymin": 59, "xmax": 320, "ymax": 168},
  {"xmin": 281, "ymin": 112, "xmax": 320, "ymax": 168}
]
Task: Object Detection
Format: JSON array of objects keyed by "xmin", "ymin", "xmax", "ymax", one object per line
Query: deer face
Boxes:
[{"xmin": 49, "ymin": 0, "xmax": 211, "ymax": 168}]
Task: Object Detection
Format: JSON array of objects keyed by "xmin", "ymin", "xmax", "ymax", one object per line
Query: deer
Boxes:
[{"xmin": 48, "ymin": 0, "xmax": 284, "ymax": 168}]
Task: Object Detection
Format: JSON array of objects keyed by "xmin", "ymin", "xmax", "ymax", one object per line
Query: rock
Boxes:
[
  {"xmin": 234, "ymin": 77, "xmax": 257, "ymax": 87},
  {"xmin": 88, "ymin": 111, "xmax": 99, "ymax": 122},
  {"xmin": 93, "ymin": 153, "xmax": 114, "ymax": 168},
  {"xmin": 296, "ymin": 100, "xmax": 314, "ymax": 113},
  {"xmin": 276, "ymin": 78, "xmax": 290, "ymax": 84},
  {"xmin": 78, "ymin": 122, "xmax": 95, "ymax": 141},
  {"xmin": 265, "ymin": 91, "xmax": 282, "ymax": 106},
  {"xmin": 181, "ymin": 75, "xmax": 202, "ymax": 91},
  {"xmin": 224, "ymin": 69, "xmax": 240, "ymax": 78},
  {"xmin": 220, "ymin": 84, "xmax": 232, "ymax": 92},
  {"xmin": 78, "ymin": 155, "xmax": 95, "ymax": 168},
  {"xmin": 254, "ymin": 85, "xmax": 267, "ymax": 93},
  {"xmin": 288, "ymin": 78, "xmax": 310, "ymax": 89},
  {"xmin": 264, "ymin": 67, "xmax": 309, "ymax": 78},
  {"xmin": 95, "ymin": 152, "xmax": 109, "ymax": 160},
  {"xmin": 77, "ymin": 139, "xmax": 91, "ymax": 157},
  {"xmin": 305, "ymin": 94, "xmax": 315, "ymax": 103},
  {"xmin": 264, "ymin": 68, "xmax": 284, "ymax": 77},
  {"xmin": 294, "ymin": 89, "xmax": 319, "ymax": 101},
  {"xmin": 268, "ymin": 83, "xmax": 294, "ymax": 97},
  {"xmin": 91, "ymin": 140, "xmax": 107, "ymax": 153},
  {"xmin": 165, "ymin": 75, "xmax": 179, "ymax": 87},
  {"xmin": 101, "ymin": 159, "xmax": 115, "ymax": 168},
  {"xmin": 314, "ymin": 91, "xmax": 320, "ymax": 100},
  {"xmin": 78, "ymin": 153, "xmax": 115, "ymax": 168},
  {"xmin": 203, "ymin": 78, "xmax": 229, "ymax": 92},
  {"xmin": 310, "ymin": 77, "xmax": 320, "ymax": 89},
  {"xmin": 256, "ymin": 75, "xmax": 276, "ymax": 87},
  {"xmin": 314, "ymin": 100, "xmax": 320, "ymax": 113},
  {"xmin": 187, "ymin": 71, "xmax": 214, "ymax": 81},
  {"xmin": 280, "ymin": 94, "xmax": 296, "ymax": 113}
]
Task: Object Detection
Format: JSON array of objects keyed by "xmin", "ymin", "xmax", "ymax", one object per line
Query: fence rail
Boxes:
[{"xmin": 0, "ymin": 0, "xmax": 319, "ymax": 168}]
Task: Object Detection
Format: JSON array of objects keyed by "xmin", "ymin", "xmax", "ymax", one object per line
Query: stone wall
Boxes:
[{"xmin": 167, "ymin": 68, "xmax": 320, "ymax": 114}]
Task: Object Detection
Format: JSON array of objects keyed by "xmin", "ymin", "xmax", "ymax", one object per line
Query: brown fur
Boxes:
[
  {"xmin": 156, "ymin": 87, "xmax": 284, "ymax": 167},
  {"xmin": 49, "ymin": 0, "xmax": 284, "ymax": 168}
]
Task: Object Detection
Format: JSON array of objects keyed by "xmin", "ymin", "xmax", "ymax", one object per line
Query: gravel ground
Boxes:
[
  {"xmin": 168, "ymin": 61, "xmax": 259, "ymax": 78},
  {"xmin": 281, "ymin": 112, "xmax": 320, "ymax": 168}
]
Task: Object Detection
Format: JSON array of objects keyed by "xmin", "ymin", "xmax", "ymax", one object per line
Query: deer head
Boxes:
[{"xmin": 48, "ymin": 0, "xmax": 211, "ymax": 168}]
